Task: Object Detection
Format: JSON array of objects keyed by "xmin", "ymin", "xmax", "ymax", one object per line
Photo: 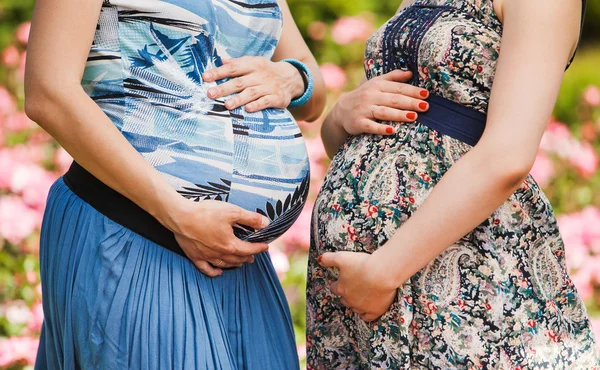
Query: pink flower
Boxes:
[
  {"xmin": 11, "ymin": 164, "xmax": 57, "ymax": 210},
  {"xmin": 3, "ymin": 300, "xmax": 32, "ymax": 325},
  {"xmin": 0, "ymin": 145, "xmax": 46, "ymax": 191},
  {"xmin": 0, "ymin": 86, "xmax": 16, "ymax": 116},
  {"xmin": 583, "ymin": 85, "xmax": 600, "ymax": 107},
  {"xmin": 16, "ymin": 51, "xmax": 26, "ymax": 81},
  {"xmin": 0, "ymin": 195, "xmax": 40, "ymax": 245},
  {"xmin": 539, "ymin": 121, "xmax": 572, "ymax": 154},
  {"xmin": 307, "ymin": 21, "xmax": 328, "ymax": 41},
  {"xmin": 16, "ymin": 22, "xmax": 31, "ymax": 45},
  {"xmin": 331, "ymin": 16, "xmax": 373, "ymax": 45},
  {"xmin": 529, "ymin": 152, "xmax": 554, "ymax": 187},
  {"xmin": 589, "ymin": 318, "xmax": 600, "ymax": 349},
  {"xmin": 297, "ymin": 344, "xmax": 307, "ymax": 360},
  {"xmin": 558, "ymin": 212, "xmax": 588, "ymax": 270},
  {"xmin": 581, "ymin": 206, "xmax": 600, "ymax": 252},
  {"xmin": 568, "ymin": 141, "xmax": 598, "ymax": 178},
  {"xmin": 29, "ymin": 129, "xmax": 53, "ymax": 145},
  {"xmin": 1, "ymin": 45, "xmax": 20, "ymax": 67},
  {"xmin": 54, "ymin": 147, "xmax": 73, "ymax": 174},
  {"xmin": 27, "ymin": 301, "xmax": 44, "ymax": 332},
  {"xmin": 269, "ymin": 245, "xmax": 290, "ymax": 277},
  {"xmin": 280, "ymin": 202, "xmax": 313, "ymax": 251},
  {"xmin": 0, "ymin": 336, "xmax": 39, "ymax": 367},
  {"xmin": 0, "ymin": 149, "xmax": 19, "ymax": 190},
  {"xmin": 571, "ymin": 269, "xmax": 593, "ymax": 301},
  {"xmin": 4, "ymin": 111, "xmax": 34, "ymax": 132},
  {"xmin": 304, "ymin": 136, "xmax": 328, "ymax": 181},
  {"xmin": 320, "ymin": 63, "xmax": 347, "ymax": 91}
]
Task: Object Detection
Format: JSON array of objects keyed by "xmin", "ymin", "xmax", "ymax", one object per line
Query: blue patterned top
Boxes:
[{"xmin": 83, "ymin": 0, "xmax": 310, "ymax": 242}]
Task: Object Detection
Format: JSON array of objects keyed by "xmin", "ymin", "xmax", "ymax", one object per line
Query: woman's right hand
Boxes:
[
  {"xmin": 162, "ymin": 197, "xmax": 271, "ymax": 277},
  {"xmin": 334, "ymin": 70, "xmax": 430, "ymax": 136}
]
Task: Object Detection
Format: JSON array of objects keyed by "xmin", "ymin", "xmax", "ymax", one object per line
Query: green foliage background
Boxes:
[{"xmin": 0, "ymin": 1, "xmax": 599, "ymax": 368}]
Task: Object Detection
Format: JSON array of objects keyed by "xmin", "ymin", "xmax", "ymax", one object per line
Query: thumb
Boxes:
[{"xmin": 319, "ymin": 251, "xmax": 356, "ymax": 268}]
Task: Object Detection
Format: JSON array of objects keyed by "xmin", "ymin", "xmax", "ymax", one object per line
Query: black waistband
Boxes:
[
  {"xmin": 63, "ymin": 161, "xmax": 184, "ymax": 257},
  {"xmin": 418, "ymin": 94, "xmax": 487, "ymax": 146},
  {"xmin": 63, "ymin": 95, "xmax": 485, "ymax": 257}
]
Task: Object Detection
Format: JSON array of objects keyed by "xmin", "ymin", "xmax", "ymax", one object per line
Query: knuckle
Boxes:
[
  {"xmin": 235, "ymin": 78, "xmax": 244, "ymax": 88},
  {"xmin": 262, "ymin": 98, "xmax": 270, "ymax": 107},
  {"xmin": 248, "ymin": 87, "xmax": 257, "ymax": 97},
  {"xmin": 227, "ymin": 64, "xmax": 237, "ymax": 74},
  {"xmin": 390, "ymin": 95, "xmax": 400, "ymax": 106},
  {"xmin": 222, "ymin": 243, "xmax": 237, "ymax": 254},
  {"xmin": 229, "ymin": 207, "xmax": 243, "ymax": 220}
]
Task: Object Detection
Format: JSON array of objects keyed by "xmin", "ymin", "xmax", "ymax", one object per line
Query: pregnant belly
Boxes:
[
  {"xmin": 127, "ymin": 107, "xmax": 310, "ymax": 244},
  {"xmin": 314, "ymin": 123, "xmax": 464, "ymax": 253}
]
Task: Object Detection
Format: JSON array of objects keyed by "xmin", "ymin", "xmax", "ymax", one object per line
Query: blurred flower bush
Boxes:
[{"xmin": 1, "ymin": 1, "xmax": 600, "ymax": 369}]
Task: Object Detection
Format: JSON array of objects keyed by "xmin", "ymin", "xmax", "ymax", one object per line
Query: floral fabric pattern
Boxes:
[{"xmin": 306, "ymin": 0, "xmax": 599, "ymax": 368}]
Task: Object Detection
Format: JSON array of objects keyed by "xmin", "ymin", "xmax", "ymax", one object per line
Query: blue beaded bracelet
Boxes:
[{"xmin": 281, "ymin": 59, "xmax": 314, "ymax": 108}]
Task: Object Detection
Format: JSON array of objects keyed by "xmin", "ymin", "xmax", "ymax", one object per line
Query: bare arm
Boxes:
[
  {"xmin": 26, "ymin": 0, "xmax": 270, "ymax": 276},
  {"xmin": 272, "ymin": 0, "xmax": 326, "ymax": 121},
  {"xmin": 372, "ymin": 0, "xmax": 582, "ymax": 286}
]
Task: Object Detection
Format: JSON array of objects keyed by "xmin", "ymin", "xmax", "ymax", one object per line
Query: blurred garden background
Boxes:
[{"xmin": 0, "ymin": 0, "xmax": 599, "ymax": 368}]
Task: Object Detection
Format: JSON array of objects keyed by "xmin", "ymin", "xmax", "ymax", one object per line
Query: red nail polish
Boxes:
[
  {"xmin": 406, "ymin": 112, "xmax": 416, "ymax": 120},
  {"xmin": 419, "ymin": 102, "xmax": 428, "ymax": 110},
  {"xmin": 386, "ymin": 127, "xmax": 394, "ymax": 134},
  {"xmin": 317, "ymin": 256, "xmax": 323, "ymax": 264},
  {"xmin": 419, "ymin": 90, "xmax": 429, "ymax": 98}
]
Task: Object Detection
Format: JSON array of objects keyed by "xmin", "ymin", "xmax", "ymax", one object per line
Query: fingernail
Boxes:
[
  {"xmin": 406, "ymin": 112, "xmax": 417, "ymax": 120},
  {"xmin": 225, "ymin": 100, "xmax": 234, "ymax": 109},
  {"xmin": 385, "ymin": 127, "xmax": 394, "ymax": 134},
  {"xmin": 317, "ymin": 256, "xmax": 323, "ymax": 264},
  {"xmin": 245, "ymin": 104, "xmax": 254, "ymax": 112},
  {"xmin": 419, "ymin": 90, "xmax": 429, "ymax": 98},
  {"xmin": 204, "ymin": 72, "xmax": 213, "ymax": 80},
  {"xmin": 208, "ymin": 88, "xmax": 217, "ymax": 97},
  {"xmin": 262, "ymin": 216, "xmax": 270, "ymax": 227},
  {"xmin": 419, "ymin": 102, "xmax": 428, "ymax": 110}
]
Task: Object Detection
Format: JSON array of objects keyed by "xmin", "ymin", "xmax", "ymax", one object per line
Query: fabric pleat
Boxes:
[{"xmin": 35, "ymin": 178, "xmax": 300, "ymax": 370}]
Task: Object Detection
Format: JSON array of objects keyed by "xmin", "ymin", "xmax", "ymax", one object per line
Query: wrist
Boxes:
[
  {"xmin": 369, "ymin": 247, "xmax": 408, "ymax": 290},
  {"xmin": 280, "ymin": 61, "xmax": 306, "ymax": 99},
  {"xmin": 151, "ymin": 191, "xmax": 191, "ymax": 234},
  {"xmin": 330, "ymin": 98, "xmax": 350, "ymax": 134}
]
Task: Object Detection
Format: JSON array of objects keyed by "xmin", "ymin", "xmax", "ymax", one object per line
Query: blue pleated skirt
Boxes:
[{"xmin": 35, "ymin": 178, "xmax": 300, "ymax": 370}]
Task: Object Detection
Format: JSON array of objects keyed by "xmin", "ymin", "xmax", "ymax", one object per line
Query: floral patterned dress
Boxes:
[{"xmin": 306, "ymin": 0, "xmax": 598, "ymax": 368}]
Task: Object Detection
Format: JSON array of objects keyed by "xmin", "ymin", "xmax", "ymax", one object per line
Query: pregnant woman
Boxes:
[
  {"xmin": 26, "ymin": 0, "xmax": 324, "ymax": 368},
  {"xmin": 307, "ymin": 0, "xmax": 599, "ymax": 368}
]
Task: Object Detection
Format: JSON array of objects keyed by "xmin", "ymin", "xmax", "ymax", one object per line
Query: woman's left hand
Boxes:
[
  {"xmin": 319, "ymin": 251, "xmax": 398, "ymax": 322},
  {"xmin": 202, "ymin": 56, "xmax": 305, "ymax": 113}
]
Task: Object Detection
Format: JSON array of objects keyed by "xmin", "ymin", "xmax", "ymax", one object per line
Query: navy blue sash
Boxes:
[{"xmin": 418, "ymin": 94, "xmax": 486, "ymax": 146}]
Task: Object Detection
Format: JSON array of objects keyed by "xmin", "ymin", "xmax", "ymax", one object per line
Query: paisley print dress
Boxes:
[{"xmin": 306, "ymin": 0, "xmax": 598, "ymax": 368}]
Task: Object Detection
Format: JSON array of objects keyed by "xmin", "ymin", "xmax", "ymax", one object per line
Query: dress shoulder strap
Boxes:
[{"xmin": 567, "ymin": 0, "xmax": 587, "ymax": 69}]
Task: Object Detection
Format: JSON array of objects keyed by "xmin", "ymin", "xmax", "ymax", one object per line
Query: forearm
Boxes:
[
  {"xmin": 26, "ymin": 86, "xmax": 181, "ymax": 227},
  {"xmin": 371, "ymin": 146, "xmax": 527, "ymax": 288},
  {"xmin": 321, "ymin": 104, "xmax": 349, "ymax": 158}
]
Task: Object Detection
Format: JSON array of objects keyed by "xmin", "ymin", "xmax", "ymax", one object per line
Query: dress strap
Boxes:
[{"xmin": 567, "ymin": 0, "xmax": 587, "ymax": 69}]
